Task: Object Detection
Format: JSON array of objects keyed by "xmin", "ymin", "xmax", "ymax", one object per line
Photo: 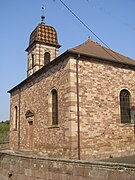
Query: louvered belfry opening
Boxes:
[
  {"xmin": 52, "ymin": 89, "xmax": 58, "ymax": 125},
  {"xmin": 120, "ymin": 89, "xmax": 131, "ymax": 123},
  {"xmin": 44, "ymin": 52, "xmax": 50, "ymax": 65}
]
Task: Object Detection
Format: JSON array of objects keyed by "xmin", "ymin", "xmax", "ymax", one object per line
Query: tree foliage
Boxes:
[{"xmin": 0, "ymin": 120, "xmax": 10, "ymax": 143}]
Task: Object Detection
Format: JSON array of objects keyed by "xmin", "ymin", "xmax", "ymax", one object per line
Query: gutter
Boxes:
[
  {"xmin": 8, "ymin": 50, "xmax": 135, "ymax": 94},
  {"xmin": 69, "ymin": 50, "xmax": 135, "ymax": 69}
]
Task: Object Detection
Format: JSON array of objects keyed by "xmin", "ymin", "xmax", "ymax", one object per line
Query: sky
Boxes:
[{"xmin": 0, "ymin": 0, "xmax": 135, "ymax": 121}]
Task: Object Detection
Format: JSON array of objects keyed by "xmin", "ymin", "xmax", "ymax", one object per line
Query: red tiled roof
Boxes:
[{"xmin": 8, "ymin": 39, "xmax": 135, "ymax": 93}]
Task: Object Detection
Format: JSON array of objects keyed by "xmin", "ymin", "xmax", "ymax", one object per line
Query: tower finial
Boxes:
[{"xmin": 41, "ymin": 5, "xmax": 45, "ymax": 24}]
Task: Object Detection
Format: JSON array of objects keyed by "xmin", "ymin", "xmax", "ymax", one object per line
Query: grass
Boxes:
[{"xmin": 0, "ymin": 120, "xmax": 10, "ymax": 143}]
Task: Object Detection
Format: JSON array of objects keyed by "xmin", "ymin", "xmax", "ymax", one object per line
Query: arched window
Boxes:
[
  {"xmin": 31, "ymin": 53, "xmax": 34, "ymax": 67},
  {"xmin": 44, "ymin": 52, "xmax": 50, "ymax": 65},
  {"xmin": 13, "ymin": 106, "xmax": 17, "ymax": 130},
  {"xmin": 51, "ymin": 89, "xmax": 58, "ymax": 125},
  {"xmin": 120, "ymin": 89, "xmax": 131, "ymax": 123}
]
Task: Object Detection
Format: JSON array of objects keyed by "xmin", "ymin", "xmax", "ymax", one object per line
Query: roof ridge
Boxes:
[
  {"xmin": 69, "ymin": 37, "xmax": 93, "ymax": 50},
  {"xmin": 68, "ymin": 38, "xmax": 135, "ymax": 64},
  {"xmin": 69, "ymin": 37, "xmax": 103, "ymax": 51},
  {"xmin": 85, "ymin": 39, "xmax": 135, "ymax": 62},
  {"xmin": 98, "ymin": 42, "xmax": 135, "ymax": 62}
]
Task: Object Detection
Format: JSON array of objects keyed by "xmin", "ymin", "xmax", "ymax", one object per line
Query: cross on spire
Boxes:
[{"xmin": 41, "ymin": 5, "xmax": 45, "ymax": 24}]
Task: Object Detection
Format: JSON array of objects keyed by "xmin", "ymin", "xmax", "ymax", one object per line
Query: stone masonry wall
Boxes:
[
  {"xmin": 10, "ymin": 55, "xmax": 135, "ymax": 161},
  {"xmin": 0, "ymin": 143, "xmax": 9, "ymax": 150},
  {"xmin": 0, "ymin": 151, "xmax": 135, "ymax": 180},
  {"xmin": 77, "ymin": 57, "xmax": 135, "ymax": 160},
  {"xmin": 10, "ymin": 58, "xmax": 73, "ymax": 158}
]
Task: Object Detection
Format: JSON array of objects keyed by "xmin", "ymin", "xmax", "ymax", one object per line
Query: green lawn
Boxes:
[{"xmin": 0, "ymin": 120, "xmax": 10, "ymax": 143}]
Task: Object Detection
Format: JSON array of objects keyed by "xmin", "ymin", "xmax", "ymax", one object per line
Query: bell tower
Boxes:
[{"xmin": 25, "ymin": 14, "xmax": 61, "ymax": 77}]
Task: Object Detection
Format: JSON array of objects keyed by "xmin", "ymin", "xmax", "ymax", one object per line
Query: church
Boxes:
[{"xmin": 8, "ymin": 15, "xmax": 135, "ymax": 160}]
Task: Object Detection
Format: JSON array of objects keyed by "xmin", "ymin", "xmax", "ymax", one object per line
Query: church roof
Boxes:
[
  {"xmin": 69, "ymin": 38, "xmax": 135, "ymax": 66},
  {"xmin": 26, "ymin": 22, "xmax": 60, "ymax": 51},
  {"xmin": 8, "ymin": 39, "xmax": 135, "ymax": 93}
]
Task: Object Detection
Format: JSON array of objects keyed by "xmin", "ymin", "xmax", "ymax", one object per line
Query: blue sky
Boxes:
[{"xmin": 0, "ymin": 0, "xmax": 135, "ymax": 121}]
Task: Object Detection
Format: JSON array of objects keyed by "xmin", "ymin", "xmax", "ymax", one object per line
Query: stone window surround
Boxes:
[
  {"xmin": 44, "ymin": 52, "xmax": 51, "ymax": 66},
  {"xmin": 13, "ymin": 106, "xmax": 17, "ymax": 131},
  {"xmin": 119, "ymin": 88, "xmax": 133, "ymax": 124},
  {"xmin": 48, "ymin": 87, "xmax": 59, "ymax": 128}
]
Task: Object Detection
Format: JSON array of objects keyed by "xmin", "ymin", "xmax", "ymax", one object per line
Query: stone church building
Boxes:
[{"xmin": 9, "ymin": 16, "xmax": 135, "ymax": 160}]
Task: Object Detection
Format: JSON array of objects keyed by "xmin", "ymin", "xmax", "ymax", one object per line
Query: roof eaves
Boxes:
[
  {"xmin": 8, "ymin": 51, "xmax": 69, "ymax": 94},
  {"xmin": 25, "ymin": 41, "xmax": 61, "ymax": 52},
  {"xmin": 8, "ymin": 49, "xmax": 135, "ymax": 94},
  {"xmin": 68, "ymin": 50, "xmax": 135, "ymax": 69}
]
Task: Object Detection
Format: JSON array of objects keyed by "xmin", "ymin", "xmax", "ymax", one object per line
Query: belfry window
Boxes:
[
  {"xmin": 51, "ymin": 89, "xmax": 58, "ymax": 125},
  {"xmin": 120, "ymin": 89, "xmax": 131, "ymax": 123},
  {"xmin": 31, "ymin": 53, "xmax": 34, "ymax": 67},
  {"xmin": 44, "ymin": 52, "xmax": 50, "ymax": 65}
]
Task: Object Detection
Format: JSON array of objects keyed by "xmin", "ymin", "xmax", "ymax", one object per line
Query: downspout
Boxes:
[
  {"xmin": 76, "ymin": 54, "xmax": 80, "ymax": 160},
  {"xmin": 18, "ymin": 88, "xmax": 21, "ymax": 150}
]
